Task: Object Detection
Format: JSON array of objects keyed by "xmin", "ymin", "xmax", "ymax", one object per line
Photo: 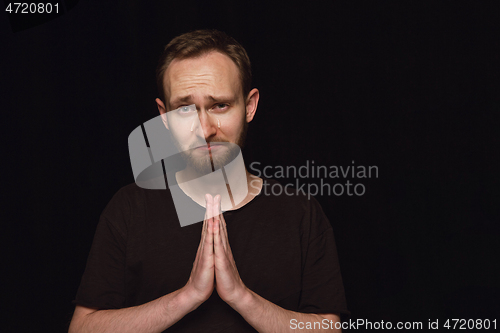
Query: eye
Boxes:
[
  {"xmin": 212, "ymin": 103, "xmax": 229, "ymax": 111},
  {"xmin": 176, "ymin": 105, "xmax": 196, "ymax": 115}
]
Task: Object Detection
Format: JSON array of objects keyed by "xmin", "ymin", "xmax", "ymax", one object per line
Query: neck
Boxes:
[{"xmin": 176, "ymin": 166, "xmax": 262, "ymax": 211}]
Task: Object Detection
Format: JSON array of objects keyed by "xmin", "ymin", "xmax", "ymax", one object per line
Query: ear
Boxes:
[
  {"xmin": 155, "ymin": 98, "xmax": 169, "ymax": 130},
  {"xmin": 245, "ymin": 88, "xmax": 259, "ymax": 123}
]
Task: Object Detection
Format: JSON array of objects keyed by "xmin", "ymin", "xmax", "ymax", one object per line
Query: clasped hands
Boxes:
[{"xmin": 183, "ymin": 194, "xmax": 248, "ymax": 308}]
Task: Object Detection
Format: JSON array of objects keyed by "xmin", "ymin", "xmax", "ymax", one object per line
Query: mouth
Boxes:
[{"xmin": 195, "ymin": 142, "xmax": 225, "ymax": 151}]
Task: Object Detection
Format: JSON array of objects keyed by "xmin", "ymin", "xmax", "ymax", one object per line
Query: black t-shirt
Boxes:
[{"xmin": 74, "ymin": 179, "xmax": 349, "ymax": 332}]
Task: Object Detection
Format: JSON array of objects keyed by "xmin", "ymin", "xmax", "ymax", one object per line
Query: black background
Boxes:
[{"xmin": 2, "ymin": 0, "xmax": 499, "ymax": 331}]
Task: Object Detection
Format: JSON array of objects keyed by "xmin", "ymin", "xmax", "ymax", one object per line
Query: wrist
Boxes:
[
  {"xmin": 227, "ymin": 286, "xmax": 254, "ymax": 312},
  {"xmin": 177, "ymin": 285, "xmax": 205, "ymax": 313}
]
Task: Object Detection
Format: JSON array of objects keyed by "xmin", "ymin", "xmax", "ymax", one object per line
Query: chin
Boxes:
[{"xmin": 186, "ymin": 146, "xmax": 239, "ymax": 174}]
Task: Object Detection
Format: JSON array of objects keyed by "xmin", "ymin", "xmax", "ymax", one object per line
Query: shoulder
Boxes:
[
  {"xmin": 259, "ymin": 178, "xmax": 324, "ymax": 211},
  {"xmin": 257, "ymin": 178, "xmax": 332, "ymax": 236},
  {"xmin": 115, "ymin": 182, "xmax": 145, "ymax": 197},
  {"xmin": 99, "ymin": 183, "xmax": 150, "ymax": 232},
  {"xmin": 103, "ymin": 183, "xmax": 145, "ymax": 213}
]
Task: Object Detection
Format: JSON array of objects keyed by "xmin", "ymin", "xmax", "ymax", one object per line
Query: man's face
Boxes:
[{"xmin": 160, "ymin": 51, "xmax": 250, "ymax": 174}]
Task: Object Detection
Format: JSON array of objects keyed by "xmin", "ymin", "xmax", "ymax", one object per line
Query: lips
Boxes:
[{"xmin": 195, "ymin": 142, "xmax": 226, "ymax": 150}]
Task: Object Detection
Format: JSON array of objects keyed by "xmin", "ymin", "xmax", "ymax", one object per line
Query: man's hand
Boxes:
[
  {"xmin": 182, "ymin": 194, "xmax": 216, "ymax": 306},
  {"xmin": 211, "ymin": 194, "xmax": 249, "ymax": 306},
  {"xmin": 181, "ymin": 195, "xmax": 341, "ymax": 332}
]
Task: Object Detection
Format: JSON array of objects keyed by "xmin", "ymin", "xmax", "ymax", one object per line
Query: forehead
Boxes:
[{"xmin": 164, "ymin": 51, "xmax": 241, "ymax": 104}]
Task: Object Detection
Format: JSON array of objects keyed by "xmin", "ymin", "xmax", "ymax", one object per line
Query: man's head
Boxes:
[
  {"xmin": 156, "ymin": 29, "xmax": 252, "ymax": 106},
  {"xmin": 155, "ymin": 30, "xmax": 259, "ymax": 174}
]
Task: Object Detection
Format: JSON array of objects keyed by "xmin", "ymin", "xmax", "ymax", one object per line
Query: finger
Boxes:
[
  {"xmin": 213, "ymin": 214, "xmax": 228, "ymax": 273},
  {"xmin": 197, "ymin": 203, "xmax": 209, "ymax": 253},
  {"xmin": 218, "ymin": 198, "xmax": 229, "ymax": 252},
  {"xmin": 213, "ymin": 195, "xmax": 220, "ymax": 227},
  {"xmin": 200, "ymin": 194, "xmax": 211, "ymax": 245},
  {"xmin": 213, "ymin": 195, "xmax": 226, "ymax": 254},
  {"xmin": 202, "ymin": 194, "xmax": 214, "ymax": 260},
  {"xmin": 220, "ymin": 214, "xmax": 236, "ymax": 264},
  {"xmin": 213, "ymin": 194, "xmax": 220, "ymax": 239},
  {"xmin": 193, "ymin": 206, "xmax": 207, "ymax": 271},
  {"xmin": 197, "ymin": 194, "xmax": 213, "ymax": 267},
  {"xmin": 204, "ymin": 218, "xmax": 214, "ymax": 257},
  {"xmin": 213, "ymin": 213, "xmax": 223, "ymax": 255},
  {"xmin": 218, "ymin": 203, "xmax": 230, "ymax": 253},
  {"xmin": 206, "ymin": 193, "xmax": 215, "ymax": 220}
]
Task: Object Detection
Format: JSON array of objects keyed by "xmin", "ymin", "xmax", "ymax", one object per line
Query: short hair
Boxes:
[{"xmin": 156, "ymin": 29, "xmax": 252, "ymax": 106}]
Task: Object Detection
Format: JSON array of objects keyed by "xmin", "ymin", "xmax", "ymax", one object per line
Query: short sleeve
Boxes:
[
  {"xmin": 72, "ymin": 189, "xmax": 130, "ymax": 309},
  {"xmin": 298, "ymin": 198, "xmax": 350, "ymax": 318}
]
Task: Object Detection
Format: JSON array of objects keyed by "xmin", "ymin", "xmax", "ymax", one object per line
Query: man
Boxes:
[{"xmin": 69, "ymin": 30, "xmax": 349, "ymax": 332}]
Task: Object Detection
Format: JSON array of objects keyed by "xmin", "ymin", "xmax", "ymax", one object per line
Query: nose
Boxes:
[{"xmin": 196, "ymin": 110, "xmax": 217, "ymax": 140}]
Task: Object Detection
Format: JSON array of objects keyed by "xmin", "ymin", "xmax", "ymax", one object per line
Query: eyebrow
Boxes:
[{"xmin": 169, "ymin": 94, "xmax": 236, "ymax": 108}]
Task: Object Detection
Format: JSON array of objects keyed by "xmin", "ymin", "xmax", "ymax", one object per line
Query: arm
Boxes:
[
  {"xmin": 230, "ymin": 290, "xmax": 341, "ymax": 332},
  {"xmin": 69, "ymin": 287, "xmax": 196, "ymax": 333},
  {"xmin": 69, "ymin": 196, "xmax": 217, "ymax": 333}
]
